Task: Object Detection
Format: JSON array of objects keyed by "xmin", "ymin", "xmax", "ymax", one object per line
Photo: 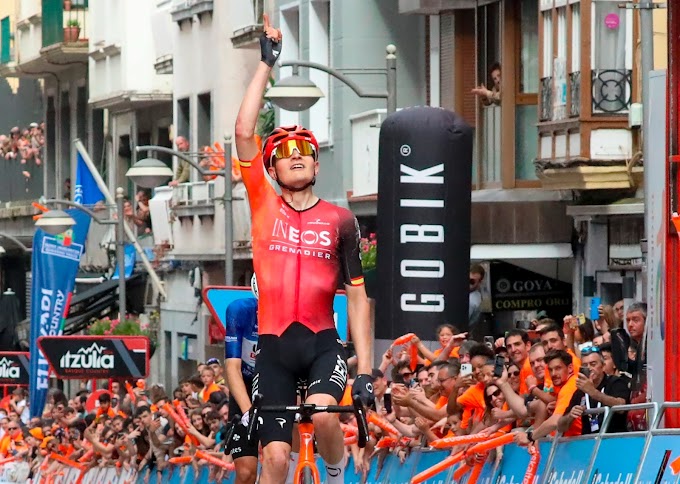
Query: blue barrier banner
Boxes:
[
  {"xmin": 496, "ymin": 440, "xmax": 550, "ymax": 483},
  {"xmin": 28, "ymin": 210, "xmax": 90, "ymax": 418},
  {"xmin": 204, "ymin": 287, "xmax": 350, "ymax": 341},
  {"xmin": 544, "ymin": 437, "xmax": 597, "ymax": 483},
  {"xmin": 586, "ymin": 435, "xmax": 647, "ymax": 483},
  {"xmin": 637, "ymin": 434, "xmax": 680, "ymax": 483}
]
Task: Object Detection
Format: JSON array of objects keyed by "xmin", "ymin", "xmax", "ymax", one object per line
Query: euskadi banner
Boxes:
[{"xmin": 0, "ymin": 352, "xmax": 30, "ymax": 385}]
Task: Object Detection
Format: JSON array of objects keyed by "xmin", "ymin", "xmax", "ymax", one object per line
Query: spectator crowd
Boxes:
[
  {"xmin": 0, "ymin": 123, "xmax": 44, "ymax": 182},
  {"xmin": 0, "ymin": 267, "xmax": 648, "ymax": 481}
]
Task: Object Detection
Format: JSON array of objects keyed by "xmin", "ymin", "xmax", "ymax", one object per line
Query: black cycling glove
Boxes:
[
  {"xmin": 352, "ymin": 374, "xmax": 375, "ymax": 407},
  {"xmin": 260, "ymin": 33, "xmax": 282, "ymax": 67}
]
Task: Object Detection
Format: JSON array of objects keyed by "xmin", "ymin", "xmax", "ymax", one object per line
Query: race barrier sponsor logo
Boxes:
[
  {"xmin": 0, "ymin": 353, "xmax": 29, "ymax": 385},
  {"xmin": 38, "ymin": 336, "xmax": 149, "ymax": 379}
]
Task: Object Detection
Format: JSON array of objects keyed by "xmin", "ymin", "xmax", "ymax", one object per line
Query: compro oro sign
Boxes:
[
  {"xmin": 37, "ymin": 336, "xmax": 150, "ymax": 379},
  {"xmin": 0, "ymin": 352, "xmax": 30, "ymax": 385}
]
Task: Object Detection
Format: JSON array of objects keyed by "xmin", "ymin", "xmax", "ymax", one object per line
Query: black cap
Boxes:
[
  {"xmin": 371, "ymin": 368, "xmax": 384, "ymax": 380},
  {"xmin": 206, "ymin": 358, "xmax": 220, "ymax": 366}
]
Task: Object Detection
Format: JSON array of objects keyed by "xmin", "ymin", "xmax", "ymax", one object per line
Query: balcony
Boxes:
[
  {"xmin": 171, "ymin": 0, "xmax": 213, "ymax": 25},
  {"xmin": 231, "ymin": 0, "xmax": 264, "ymax": 48},
  {"xmin": 14, "ymin": 0, "xmax": 88, "ymax": 74},
  {"xmin": 0, "ymin": 16, "xmax": 15, "ymax": 76},
  {"xmin": 539, "ymin": 77, "xmax": 553, "ymax": 122},
  {"xmin": 148, "ymin": 179, "xmax": 252, "ymax": 261}
]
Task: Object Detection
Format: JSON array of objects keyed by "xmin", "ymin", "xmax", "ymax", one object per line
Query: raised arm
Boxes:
[{"xmin": 235, "ymin": 14, "xmax": 282, "ymax": 161}]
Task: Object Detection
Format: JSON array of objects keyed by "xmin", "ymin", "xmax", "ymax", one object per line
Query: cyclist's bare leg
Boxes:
[
  {"xmin": 260, "ymin": 441, "xmax": 292, "ymax": 484},
  {"xmin": 234, "ymin": 456, "xmax": 258, "ymax": 484},
  {"xmin": 305, "ymin": 393, "xmax": 344, "ymax": 466}
]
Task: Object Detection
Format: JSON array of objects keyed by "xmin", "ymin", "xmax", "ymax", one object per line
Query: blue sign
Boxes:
[
  {"xmin": 587, "ymin": 435, "xmax": 647, "ymax": 483},
  {"xmin": 203, "ymin": 287, "xmax": 349, "ymax": 342},
  {"xmin": 637, "ymin": 434, "xmax": 680, "ymax": 483},
  {"xmin": 496, "ymin": 440, "xmax": 550, "ymax": 483},
  {"xmin": 112, "ymin": 244, "xmax": 136, "ymax": 280},
  {"xmin": 28, "ymin": 210, "xmax": 90, "ymax": 418}
]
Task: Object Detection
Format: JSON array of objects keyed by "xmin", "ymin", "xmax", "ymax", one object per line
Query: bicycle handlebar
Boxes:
[{"xmin": 247, "ymin": 393, "xmax": 370, "ymax": 449}]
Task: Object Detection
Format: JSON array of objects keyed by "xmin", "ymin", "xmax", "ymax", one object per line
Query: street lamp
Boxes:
[
  {"xmin": 265, "ymin": 44, "xmax": 397, "ymax": 114},
  {"xmin": 128, "ymin": 139, "xmax": 235, "ymax": 285},
  {"xmin": 0, "ymin": 234, "xmax": 30, "ymax": 253},
  {"xmin": 36, "ymin": 188, "xmax": 129, "ymax": 320}
]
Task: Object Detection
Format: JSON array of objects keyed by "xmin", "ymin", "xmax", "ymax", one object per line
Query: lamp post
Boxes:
[
  {"xmin": 128, "ymin": 138, "xmax": 235, "ymax": 285},
  {"xmin": 0, "ymin": 234, "xmax": 30, "ymax": 253},
  {"xmin": 265, "ymin": 44, "xmax": 397, "ymax": 114},
  {"xmin": 35, "ymin": 189, "xmax": 128, "ymax": 320}
]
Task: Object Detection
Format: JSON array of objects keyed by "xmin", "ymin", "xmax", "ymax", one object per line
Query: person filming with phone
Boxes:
[{"xmin": 557, "ymin": 347, "xmax": 630, "ymax": 435}]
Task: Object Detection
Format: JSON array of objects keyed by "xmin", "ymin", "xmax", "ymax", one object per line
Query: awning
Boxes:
[
  {"xmin": 471, "ymin": 243, "xmax": 573, "ymax": 261},
  {"xmin": 566, "ymin": 199, "xmax": 644, "ymax": 218},
  {"xmin": 64, "ymin": 274, "xmax": 143, "ymax": 335}
]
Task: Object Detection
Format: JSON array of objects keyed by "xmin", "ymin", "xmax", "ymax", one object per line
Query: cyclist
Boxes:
[
  {"xmin": 225, "ymin": 282, "xmax": 260, "ymax": 484},
  {"xmin": 234, "ymin": 14, "xmax": 374, "ymax": 484}
]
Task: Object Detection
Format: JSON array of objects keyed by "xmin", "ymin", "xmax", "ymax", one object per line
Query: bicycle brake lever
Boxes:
[
  {"xmin": 247, "ymin": 394, "xmax": 263, "ymax": 441},
  {"xmin": 352, "ymin": 395, "xmax": 369, "ymax": 449}
]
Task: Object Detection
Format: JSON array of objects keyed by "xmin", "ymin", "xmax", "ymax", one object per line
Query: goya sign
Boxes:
[{"xmin": 37, "ymin": 336, "xmax": 149, "ymax": 379}]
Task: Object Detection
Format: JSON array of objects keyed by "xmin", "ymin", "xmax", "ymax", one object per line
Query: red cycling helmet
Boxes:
[{"xmin": 263, "ymin": 125, "xmax": 319, "ymax": 168}]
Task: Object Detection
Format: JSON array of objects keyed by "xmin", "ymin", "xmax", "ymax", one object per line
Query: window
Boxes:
[
  {"xmin": 308, "ymin": 0, "xmax": 330, "ymax": 144},
  {"xmin": 519, "ymin": 0, "xmax": 538, "ymax": 94},
  {"xmin": 176, "ymin": 97, "xmax": 190, "ymax": 140},
  {"xmin": 571, "ymin": 3, "xmax": 581, "ymax": 73},
  {"xmin": 278, "ymin": 5, "xmax": 300, "ymax": 128},
  {"xmin": 554, "ymin": 7, "xmax": 568, "ymax": 119},
  {"xmin": 197, "ymin": 92, "xmax": 212, "ymax": 151},
  {"xmin": 476, "ymin": 2, "xmax": 501, "ymax": 90},
  {"xmin": 542, "ymin": 11, "xmax": 553, "ymax": 78},
  {"xmin": 591, "ymin": 0, "xmax": 632, "ymax": 113}
]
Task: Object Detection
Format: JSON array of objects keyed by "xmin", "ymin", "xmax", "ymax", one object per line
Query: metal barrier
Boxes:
[{"xmin": 20, "ymin": 402, "xmax": 680, "ymax": 484}]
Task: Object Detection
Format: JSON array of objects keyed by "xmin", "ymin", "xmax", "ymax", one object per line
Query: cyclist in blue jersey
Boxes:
[{"xmin": 225, "ymin": 283, "xmax": 260, "ymax": 484}]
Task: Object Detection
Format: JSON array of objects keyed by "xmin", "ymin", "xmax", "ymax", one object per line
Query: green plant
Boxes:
[
  {"xmin": 256, "ymin": 77, "xmax": 276, "ymax": 139},
  {"xmin": 89, "ymin": 313, "xmax": 158, "ymax": 346},
  {"xmin": 360, "ymin": 233, "xmax": 377, "ymax": 271},
  {"xmin": 66, "ymin": 19, "xmax": 80, "ymax": 28}
]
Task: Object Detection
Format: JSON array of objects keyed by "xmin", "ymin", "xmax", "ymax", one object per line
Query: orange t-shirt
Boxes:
[
  {"xmin": 553, "ymin": 374, "xmax": 582, "ymax": 436},
  {"xmin": 544, "ymin": 349, "xmax": 581, "ymax": 392},
  {"xmin": 0, "ymin": 434, "xmax": 24, "ymax": 458},
  {"xmin": 518, "ymin": 358, "xmax": 533, "ymax": 395},
  {"xmin": 456, "ymin": 382, "xmax": 485, "ymax": 430},
  {"xmin": 425, "ymin": 346, "xmax": 460, "ymax": 366},
  {"xmin": 201, "ymin": 383, "xmax": 221, "ymax": 402},
  {"xmin": 96, "ymin": 407, "xmax": 117, "ymax": 419}
]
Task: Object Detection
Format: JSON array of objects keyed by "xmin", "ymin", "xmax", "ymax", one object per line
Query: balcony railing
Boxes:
[
  {"xmin": 42, "ymin": 0, "xmax": 88, "ymax": 48},
  {"xmin": 591, "ymin": 69, "xmax": 632, "ymax": 114},
  {"xmin": 148, "ymin": 180, "xmax": 252, "ymax": 261},
  {"xmin": 569, "ymin": 71, "xmax": 581, "ymax": 117},
  {"xmin": 540, "ymin": 76, "xmax": 553, "ymax": 121},
  {"xmin": 0, "ymin": 156, "xmax": 43, "ymax": 204},
  {"xmin": 480, "ymin": 105, "xmax": 501, "ymax": 184},
  {"xmin": 1, "ymin": 16, "xmax": 12, "ymax": 64}
]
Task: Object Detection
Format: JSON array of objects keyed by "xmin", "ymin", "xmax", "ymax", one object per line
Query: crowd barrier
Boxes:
[{"xmin": 14, "ymin": 402, "xmax": 680, "ymax": 484}]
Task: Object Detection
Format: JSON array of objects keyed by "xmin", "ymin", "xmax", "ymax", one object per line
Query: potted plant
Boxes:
[
  {"xmin": 88, "ymin": 312, "xmax": 160, "ymax": 357},
  {"xmin": 360, "ymin": 233, "xmax": 378, "ymax": 298},
  {"xmin": 63, "ymin": 19, "xmax": 80, "ymax": 43},
  {"xmin": 64, "ymin": 0, "xmax": 72, "ymax": 11}
]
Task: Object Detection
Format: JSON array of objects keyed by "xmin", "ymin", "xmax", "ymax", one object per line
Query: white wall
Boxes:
[
  {"xmin": 172, "ymin": 0, "xmax": 259, "ymax": 154},
  {"xmin": 89, "ymin": 0, "xmax": 171, "ymax": 102}
]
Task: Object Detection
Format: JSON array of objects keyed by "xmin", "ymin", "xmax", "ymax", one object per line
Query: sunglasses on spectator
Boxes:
[
  {"xmin": 507, "ymin": 370, "xmax": 520, "ymax": 377},
  {"xmin": 487, "ymin": 389, "xmax": 502, "ymax": 398},
  {"xmin": 7, "ymin": 426, "xmax": 18, "ymax": 430},
  {"xmin": 581, "ymin": 346, "xmax": 601, "ymax": 355},
  {"xmin": 400, "ymin": 371, "xmax": 413, "ymax": 377}
]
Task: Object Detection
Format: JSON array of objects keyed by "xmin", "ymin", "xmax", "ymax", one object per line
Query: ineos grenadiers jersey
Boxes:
[
  {"xmin": 239, "ymin": 151, "xmax": 364, "ymax": 336},
  {"xmin": 224, "ymin": 298, "xmax": 259, "ymax": 381}
]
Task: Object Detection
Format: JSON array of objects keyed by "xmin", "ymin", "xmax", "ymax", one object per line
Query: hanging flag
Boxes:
[
  {"xmin": 74, "ymin": 149, "xmax": 105, "ymax": 206},
  {"xmin": 29, "ymin": 147, "xmax": 102, "ymax": 417},
  {"xmin": 112, "ymin": 244, "xmax": 136, "ymax": 280}
]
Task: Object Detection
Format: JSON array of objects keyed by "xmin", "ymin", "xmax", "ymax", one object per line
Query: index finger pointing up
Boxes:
[{"xmin": 263, "ymin": 13, "xmax": 270, "ymax": 30}]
